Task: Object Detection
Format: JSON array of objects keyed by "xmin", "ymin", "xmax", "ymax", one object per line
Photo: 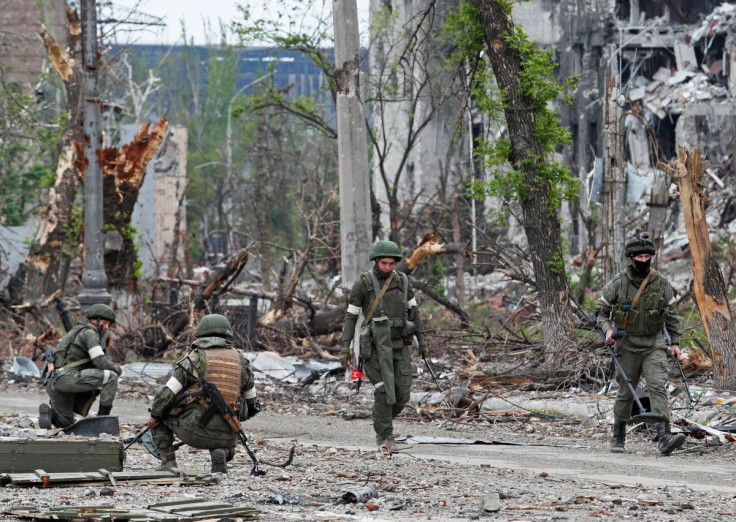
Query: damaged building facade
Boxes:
[
  {"xmin": 551, "ymin": 0, "xmax": 736, "ymax": 259},
  {"xmin": 375, "ymin": 0, "xmax": 736, "ymax": 266}
]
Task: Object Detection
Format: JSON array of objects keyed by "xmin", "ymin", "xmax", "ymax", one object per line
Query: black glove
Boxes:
[{"xmin": 247, "ymin": 400, "xmax": 262, "ymax": 419}]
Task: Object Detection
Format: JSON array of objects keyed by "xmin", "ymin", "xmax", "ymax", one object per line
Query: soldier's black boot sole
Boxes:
[
  {"xmin": 211, "ymin": 448, "xmax": 228, "ymax": 474},
  {"xmin": 38, "ymin": 403, "xmax": 52, "ymax": 429}
]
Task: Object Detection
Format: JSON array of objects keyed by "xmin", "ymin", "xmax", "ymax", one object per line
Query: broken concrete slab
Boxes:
[
  {"xmin": 480, "ymin": 491, "xmax": 502, "ymax": 512},
  {"xmin": 5, "ymin": 497, "xmax": 260, "ymax": 520}
]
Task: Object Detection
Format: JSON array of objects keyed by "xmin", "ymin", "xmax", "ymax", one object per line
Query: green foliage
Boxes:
[
  {"xmin": 0, "ymin": 66, "xmax": 63, "ymax": 226},
  {"xmin": 426, "ymin": 258, "xmax": 447, "ymax": 298},
  {"xmin": 445, "ymin": 1, "xmax": 578, "ymax": 214}
]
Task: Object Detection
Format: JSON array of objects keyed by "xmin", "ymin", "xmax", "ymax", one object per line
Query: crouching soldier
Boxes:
[
  {"xmin": 39, "ymin": 304, "xmax": 121, "ymax": 429},
  {"xmin": 146, "ymin": 314, "xmax": 260, "ymax": 474}
]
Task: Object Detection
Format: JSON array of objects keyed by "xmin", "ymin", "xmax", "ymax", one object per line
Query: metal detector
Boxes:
[
  {"xmin": 603, "ymin": 342, "xmax": 667, "ymax": 424},
  {"xmin": 674, "ymin": 357, "xmax": 695, "ymax": 406}
]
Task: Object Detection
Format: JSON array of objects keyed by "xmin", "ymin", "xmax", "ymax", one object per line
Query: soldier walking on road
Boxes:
[
  {"xmin": 594, "ymin": 233, "xmax": 686, "ymax": 455},
  {"xmin": 340, "ymin": 241, "xmax": 428, "ymax": 453},
  {"xmin": 146, "ymin": 314, "xmax": 260, "ymax": 473},
  {"xmin": 38, "ymin": 304, "xmax": 121, "ymax": 429}
]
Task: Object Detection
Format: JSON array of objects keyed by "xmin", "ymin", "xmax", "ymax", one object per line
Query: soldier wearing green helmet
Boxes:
[
  {"xmin": 147, "ymin": 313, "xmax": 259, "ymax": 473},
  {"xmin": 594, "ymin": 232, "xmax": 685, "ymax": 455},
  {"xmin": 341, "ymin": 240, "xmax": 428, "ymax": 453},
  {"xmin": 38, "ymin": 303, "xmax": 121, "ymax": 429}
]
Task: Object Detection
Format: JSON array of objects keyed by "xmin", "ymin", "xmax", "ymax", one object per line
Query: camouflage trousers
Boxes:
[
  {"xmin": 613, "ymin": 346, "xmax": 670, "ymax": 422},
  {"xmin": 152, "ymin": 404, "xmax": 238, "ymax": 452},
  {"xmin": 364, "ymin": 344, "xmax": 412, "ymax": 439},
  {"xmin": 45, "ymin": 368, "xmax": 118, "ymax": 428}
]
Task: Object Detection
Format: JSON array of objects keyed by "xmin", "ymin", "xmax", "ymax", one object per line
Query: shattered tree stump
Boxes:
[{"xmin": 674, "ymin": 146, "xmax": 736, "ymax": 392}]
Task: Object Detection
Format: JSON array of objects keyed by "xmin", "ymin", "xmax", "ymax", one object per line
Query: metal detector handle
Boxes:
[
  {"xmin": 674, "ymin": 357, "xmax": 694, "ymax": 406},
  {"xmin": 602, "ymin": 343, "xmax": 657, "ymax": 420},
  {"xmin": 124, "ymin": 426, "xmax": 150, "ymax": 452}
]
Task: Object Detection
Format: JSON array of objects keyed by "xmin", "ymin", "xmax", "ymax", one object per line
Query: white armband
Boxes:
[
  {"xmin": 347, "ymin": 304, "xmax": 361, "ymax": 315},
  {"xmin": 165, "ymin": 376, "xmax": 184, "ymax": 394},
  {"xmin": 102, "ymin": 369, "xmax": 112, "ymax": 385},
  {"xmin": 245, "ymin": 388, "xmax": 257, "ymax": 399},
  {"xmin": 88, "ymin": 345, "xmax": 105, "ymax": 358}
]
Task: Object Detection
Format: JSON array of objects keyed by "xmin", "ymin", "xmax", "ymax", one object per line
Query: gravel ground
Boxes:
[{"xmin": 1, "ymin": 370, "xmax": 736, "ymax": 521}]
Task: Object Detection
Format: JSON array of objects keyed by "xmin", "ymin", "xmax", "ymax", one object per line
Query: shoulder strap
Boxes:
[
  {"xmin": 400, "ymin": 272, "xmax": 408, "ymax": 308},
  {"xmin": 365, "ymin": 271, "xmax": 395, "ymax": 323},
  {"xmin": 620, "ymin": 270, "xmax": 652, "ymax": 330}
]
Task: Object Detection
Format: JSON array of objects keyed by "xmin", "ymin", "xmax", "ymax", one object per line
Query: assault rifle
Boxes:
[{"xmin": 176, "ymin": 356, "xmax": 265, "ymax": 476}]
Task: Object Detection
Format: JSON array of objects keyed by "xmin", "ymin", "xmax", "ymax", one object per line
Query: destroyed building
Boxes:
[{"xmin": 376, "ymin": 0, "xmax": 736, "ymax": 259}]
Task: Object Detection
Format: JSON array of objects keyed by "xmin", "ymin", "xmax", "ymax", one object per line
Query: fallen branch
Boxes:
[{"xmin": 259, "ymin": 444, "xmax": 296, "ymax": 468}]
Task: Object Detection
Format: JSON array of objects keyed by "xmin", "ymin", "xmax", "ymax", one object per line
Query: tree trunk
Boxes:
[
  {"xmin": 472, "ymin": 0, "xmax": 576, "ymax": 364},
  {"xmin": 7, "ymin": 7, "xmax": 83, "ymax": 306},
  {"xmin": 675, "ymin": 146, "xmax": 736, "ymax": 392},
  {"xmin": 100, "ymin": 119, "xmax": 169, "ymax": 302}
]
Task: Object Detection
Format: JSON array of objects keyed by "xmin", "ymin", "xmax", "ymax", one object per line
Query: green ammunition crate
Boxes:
[{"xmin": 0, "ymin": 438, "xmax": 125, "ymax": 473}]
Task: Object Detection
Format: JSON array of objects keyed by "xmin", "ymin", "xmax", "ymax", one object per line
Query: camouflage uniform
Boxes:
[
  {"xmin": 149, "ymin": 314, "xmax": 257, "ymax": 473},
  {"xmin": 40, "ymin": 304, "xmax": 119, "ymax": 429},
  {"xmin": 595, "ymin": 233, "xmax": 685, "ymax": 455},
  {"xmin": 341, "ymin": 241, "xmax": 427, "ymax": 451}
]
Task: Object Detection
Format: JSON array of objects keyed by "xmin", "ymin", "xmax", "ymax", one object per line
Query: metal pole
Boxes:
[{"xmin": 78, "ymin": 0, "xmax": 111, "ymax": 308}]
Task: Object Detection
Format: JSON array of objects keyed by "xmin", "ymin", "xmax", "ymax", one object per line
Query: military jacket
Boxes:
[
  {"xmin": 341, "ymin": 268, "xmax": 426, "ymax": 347},
  {"xmin": 54, "ymin": 324, "xmax": 117, "ymax": 373},
  {"xmin": 596, "ymin": 264, "xmax": 681, "ymax": 350},
  {"xmin": 150, "ymin": 336, "xmax": 255, "ymax": 420}
]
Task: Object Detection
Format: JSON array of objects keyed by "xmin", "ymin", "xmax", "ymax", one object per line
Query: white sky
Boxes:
[{"xmin": 112, "ymin": 0, "xmax": 370, "ymax": 46}]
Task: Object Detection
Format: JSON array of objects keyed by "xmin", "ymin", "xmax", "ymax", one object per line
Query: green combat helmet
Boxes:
[
  {"xmin": 369, "ymin": 240, "xmax": 403, "ymax": 261},
  {"xmin": 624, "ymin": 232, "xmax": 656, "ymax": 258},
  {"xmin": 85, "ymin": 303, "xmax": 116, "ymax": 324},
  {"xmin": 195, "ymin": 314, "xmax": 234, "ymax": 339}
]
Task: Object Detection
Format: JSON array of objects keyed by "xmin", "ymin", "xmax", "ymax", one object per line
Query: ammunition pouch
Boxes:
[{"xmin": 402, "ymin": 319, "xmax": 415, "ymax": 338}]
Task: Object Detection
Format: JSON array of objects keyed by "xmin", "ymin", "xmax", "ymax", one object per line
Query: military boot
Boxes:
[
  {"xmin": 158, "ymin": 447, "xmax": 178, "ymax": 470},
  {"xmin": 38, "ymin": 403, "xmax": 53, "ymax": 430},
  {"xmin": 610, "ymin": 421, "xmax": 626, "ymax": 453},
  {"xmin": 376, "ymin": 434, "xmax": 399, "ymax": 454},
  {"xmin": 97, "ymin": 404, "xmax": 112, "ymax": 416},
  {"xmin": 210, "ymin": 448, "xmax": 228, "ymax": 474},
  {"xmin": 656, "ymin": 422, "xmax": 686, "ymax": 456}
]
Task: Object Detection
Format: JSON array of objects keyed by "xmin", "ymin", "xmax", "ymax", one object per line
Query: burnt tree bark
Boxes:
[
  {"xmin": 472, "ymin": 0, "xmax": 577, "ymax": 364},
  {"xmin": 675, "ymin": 146, "xmax": 736, "ymax": 392},
  {"xmin": 99, "ymin": 119, "xmax": 169, "ymax": 304},
  {"xmin": 7, "ymin": 7, "xmax": 83, "ymax": 306}
]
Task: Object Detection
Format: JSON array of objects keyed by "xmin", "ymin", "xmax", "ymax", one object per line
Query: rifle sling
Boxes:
[{"xmin": 620, "ymin": 270, "xmax": 652, "ymax": 330}]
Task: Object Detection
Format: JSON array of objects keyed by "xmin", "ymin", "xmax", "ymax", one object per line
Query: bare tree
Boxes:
[
  {"xmin": 7, "ymin": 7, "xmax": 83, "ymax": 307},
  {"xmin": 675, "ymin": 146, "xmax": 736, "ymax": 392}
]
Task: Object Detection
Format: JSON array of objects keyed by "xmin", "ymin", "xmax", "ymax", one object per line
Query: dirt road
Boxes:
[{"xmin": 2, "ymin": 387, "xmax": 735, "ymax": 521}]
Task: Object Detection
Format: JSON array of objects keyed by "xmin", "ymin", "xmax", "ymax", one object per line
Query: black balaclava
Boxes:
[{"xmin": 632, "ymin": 257, "xmax": 651, "ymax": 275}]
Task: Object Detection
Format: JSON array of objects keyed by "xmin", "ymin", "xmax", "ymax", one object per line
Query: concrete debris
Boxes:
[
  {"xmin": 11, "ymin": 356, "xmax": 40, "ymax": 379},
  {"xmin": 480, "ymin": 491, "xmax": 502, "ymax": 512},
  {"xmin": 5, "ymin": 498, "xmax": 260, "ymax": 520}
]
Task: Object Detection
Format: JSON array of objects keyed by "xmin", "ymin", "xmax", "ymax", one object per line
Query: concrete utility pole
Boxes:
[
  {"xmin": 78, "ymin": 0, "xmax": 111, "ymax": 308},
  {"xmin": 332, "ymin": 0, "xmax": 372, "ymax": 289},
  {"xmin": 601, "ymin": 69, "xmax": 627, "ymax": 277}
]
